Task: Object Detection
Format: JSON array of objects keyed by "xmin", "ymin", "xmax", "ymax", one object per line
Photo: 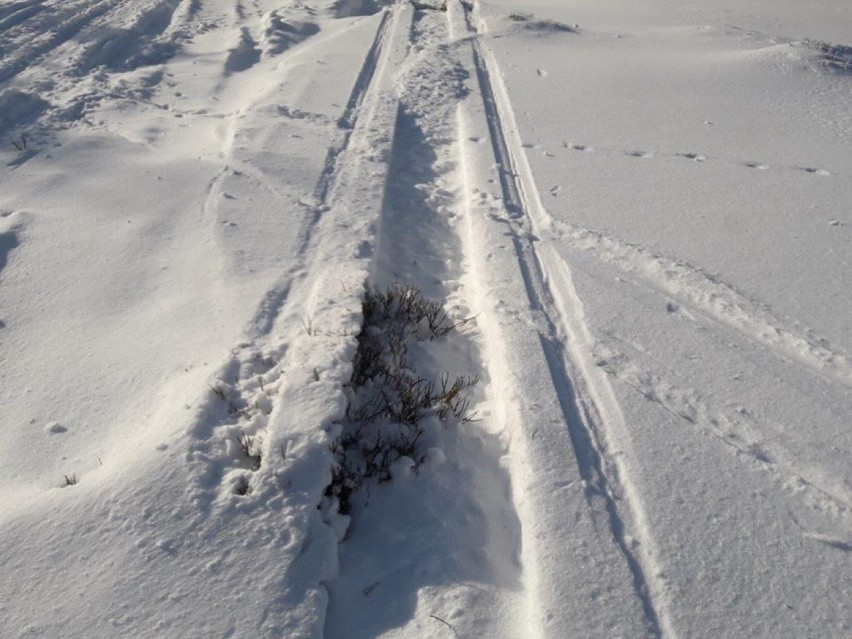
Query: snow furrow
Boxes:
[
  {"xmin": 188, "ymin": 3, "xmax": 408, "ymax": 506},
  {"xmin": 453, "ymin": 2, "xmax": 675, "ymax": 636},
  {"xmin": 321, "ymin": 7, "xmax": 529, "ymax": 637},
  {"xmin": 71, "ymin": 0, "xmax": 188, "ymax": 74},
  {"xmin": 0, "ymin": 0, "xmax": 44, "ymax": 23},
  {"xmin": 0, "ymin": 0, "xmax": 46, "ymax": 32},
  {"xmin": 313, "ymin": 8, "xmax": 393, "ymax": 205}
]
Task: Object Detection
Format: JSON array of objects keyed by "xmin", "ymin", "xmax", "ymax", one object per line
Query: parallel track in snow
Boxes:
[
  {"xmin": 455, "ymin": 2, "xmax": 675, "ymax": 637},
  {"xmin": 245, "ymin": 7, "xmax": 398, "ymax": 338},
  {"xmin": 312, "ymin": 8, "xmax": 393, "ymax": 205},
  {"xmin": 192, "ymin": 2, "xmax": 408, "ymax": 502}
]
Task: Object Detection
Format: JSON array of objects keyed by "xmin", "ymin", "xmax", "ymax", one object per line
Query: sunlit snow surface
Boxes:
[{"xmin": 0, "ymin": 1, "xmax": 849, "ymax": 637}]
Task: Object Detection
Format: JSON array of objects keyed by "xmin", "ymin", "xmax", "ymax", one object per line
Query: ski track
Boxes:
[
  {"xmin": 196, "ymin": 1, "xmax": 396, "ymax": 346},
  {"xmin": 458, "ymin": 3, "xmax": 852, "ymax": 634},
  {"xmin": 312, "ymin": 8, "xmax": 392, "ymax": 206},
  {"xmin": 456, "ymin": 2, "xmax": 674, "ymax": 636},
  {"xmin": 594, "ymin": 343, "xmax": 852, "ymax": 521},
  {"xmin": 548, "ymin": 220, "xmax": 852, "ymax": 392},
  {"xmin": 543, "ymin": 220, "xmax": 852, "ymax": 516}
]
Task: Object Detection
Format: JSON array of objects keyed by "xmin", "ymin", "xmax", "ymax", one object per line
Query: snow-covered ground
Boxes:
[{"xmin": 0, "ymin": 0, "xmax": 849, "ymax": 637}]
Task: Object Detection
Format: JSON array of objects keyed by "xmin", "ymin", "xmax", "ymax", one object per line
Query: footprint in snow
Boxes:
[
  {"xmin": 803, "ymin": 532, "xmax": 852, "ymax": 552},
  {"xmin": 565, "ymin": 142, "xmax": 593, "ymax": 152},
  {"xmin": 744, "ymin": 161, "xmax": 769, "ymax": 170},
  {"xmin": 799, "ymin": 166, "xmax": 830, "ymax": 176},
  {"xmin": 625, "ymin": 150, "xmax": 653, "ymax": 158},
  {"xmin": 678, "ymin": 152, "xmax": 706, "ymax": 162},
  {"xmin": 45, "ymin": 421, "xmax": 68, "ymax": 434}
]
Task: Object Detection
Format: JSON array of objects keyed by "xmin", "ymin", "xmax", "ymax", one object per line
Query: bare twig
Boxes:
[{"xmin": 429, "ymin": 614, "xmax": 458, "ymax": 635}]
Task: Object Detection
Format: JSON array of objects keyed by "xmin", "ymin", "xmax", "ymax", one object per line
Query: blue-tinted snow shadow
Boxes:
[{"xmin": 0, "ymin": 230, "xmax": 20, "ymax": 274}]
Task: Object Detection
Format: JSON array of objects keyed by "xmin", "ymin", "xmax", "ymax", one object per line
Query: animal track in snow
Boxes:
[
  {"xmin": 564, "ymin": 142, "xmax": 593, "ymax": 152},
  {"xmin": 553, "ymin": 140, "xmax": 837, "ymax": 179},
  {"xmin": 799, "ymin": 166, "xmax": 830, "ymax": 176}
]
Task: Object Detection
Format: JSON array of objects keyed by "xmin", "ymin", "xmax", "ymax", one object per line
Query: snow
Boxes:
[{"xmin": 0, "ymin": 0, "xmax": 850, "ymax": 637}]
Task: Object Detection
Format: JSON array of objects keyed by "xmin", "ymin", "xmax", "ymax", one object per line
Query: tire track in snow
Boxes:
[
  {"xmin": 246, "ymin": 6, "xmax": 397, "ymax": 337},
  {"xmin": 197, "ymin": 8, "xmax": 397, "ymax": 343},
  {"xmin": 456, "ymin": 3, "xmax": 674, "ymax": 637}
]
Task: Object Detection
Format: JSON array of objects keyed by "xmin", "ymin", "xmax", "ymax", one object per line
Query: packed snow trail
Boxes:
[{"xmin": 452, "ymin": 2, "xmax": 672, "ymax": 636}]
